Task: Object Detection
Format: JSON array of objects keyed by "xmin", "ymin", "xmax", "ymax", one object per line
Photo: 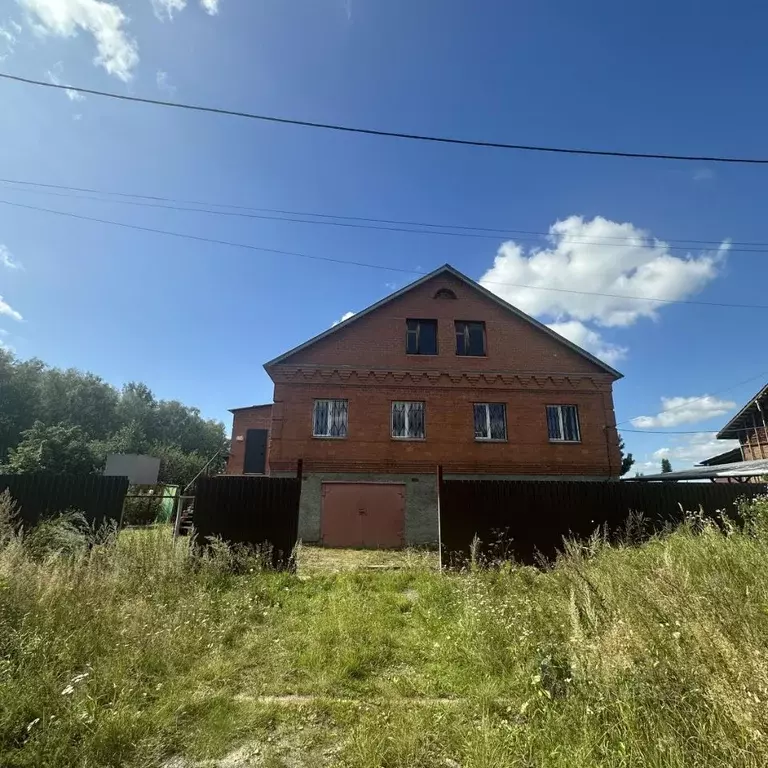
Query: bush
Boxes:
[{"xmin": 22, "ymin": 510, "xmax": 91, "ymax": 560}]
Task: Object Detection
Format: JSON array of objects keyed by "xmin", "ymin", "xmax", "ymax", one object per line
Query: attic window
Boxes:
[{"xmin": 433, "ymin": 288, "xmax": 457, "ymax": 300}]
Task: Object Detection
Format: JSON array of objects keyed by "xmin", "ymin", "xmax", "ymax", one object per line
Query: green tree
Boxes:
[
  {"xmin": 4, "ymin": 422, "xmax": 98, "ymax": 474},
  {"xmin": 661, "ymin": 457, "xmax": 673, "ymax": 474},
  {"xmin": 618, "ymin": 434, "xmax": 635, "ymax": 476}
]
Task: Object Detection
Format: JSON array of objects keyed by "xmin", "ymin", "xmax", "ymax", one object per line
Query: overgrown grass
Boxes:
[{"xmin": 2, "ymin": 497, "xmax": 768, "ymax": 766}]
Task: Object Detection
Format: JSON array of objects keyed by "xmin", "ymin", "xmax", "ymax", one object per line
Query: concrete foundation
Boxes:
[{"xmin": 272, "ymin": 471, "xmax": 610, "ymax": 547}]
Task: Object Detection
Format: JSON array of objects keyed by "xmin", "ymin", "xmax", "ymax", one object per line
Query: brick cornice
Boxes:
[{"xmin": 270, "ymin": 365, "xmax": 611, "ymax": 391}]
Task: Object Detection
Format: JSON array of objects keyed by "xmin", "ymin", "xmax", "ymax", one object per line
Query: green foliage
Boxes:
[
  {"xmin": 4, "ymin": 422, "xmax": 97, "ymax": 474},
  {"xmin": 0, "ymin": 349, "xmax": 228, "ymax": 485},
  {"xmin": 22, "ymin": 510, "xmax": 91, "ymax": 560},
  {"xmin": 661, "ymin": 457, "xmax": 673, "ymax": 473},
  {"xmin": 618, "ymin": 434, "xmax": 635, "ymax": 476},
  {"xmin": 3, "ymin": 506, "xmax": 768, "ymax": 767},
  {"xmin": 0, "ymin": 489, "xmax": 19, "ymax": 544}
]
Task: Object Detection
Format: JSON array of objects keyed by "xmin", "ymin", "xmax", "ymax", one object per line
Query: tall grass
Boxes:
[{"xmin": 1, "ymin": 497, "xmax": 768, "ymax": 766}]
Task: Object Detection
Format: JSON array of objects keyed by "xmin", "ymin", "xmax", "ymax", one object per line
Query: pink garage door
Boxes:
[{"xmin": 321, "ymin": 482, "xmax": 405, "ymax": 548}]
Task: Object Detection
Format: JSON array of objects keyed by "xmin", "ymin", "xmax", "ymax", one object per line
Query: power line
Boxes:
[
  {"xmin": 614, "ymin": 369, "xmax": 768, "ymax": 428},
  {"xmin": 3, "ymin": 71, "xmax": 768, "ymax": 166},
  {"xmin": 0, "ymin": 178, "xmax": 749, "ymax": 253},
  {"xmin": 621, "ymin": 428, "xmax": 748, "ymax": 435},
  {"xmin": 3, "ymin": 197, "xmax": 768, "ymax": 311}
]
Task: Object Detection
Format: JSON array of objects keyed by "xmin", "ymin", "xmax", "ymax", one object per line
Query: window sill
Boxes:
[
  {"xmin": 474, "ymin": 438, "xmax": 508, "ymax": 443},
  {"xmin": 405, "ymin": 353, "xmax": 439, "ymax": 357},
  {"xmin": 456, "ymin": 353, "xmax": 487, "ymax": 358},
  {"xmin": 549, "ymin": 439, "xmax": 582, "ymax": 444},
  {"xmin": 312, "ymin": 435, "xmax": 348, "ymax": 440},
  {"xmin": 391, "ymin": 436, "xmax": 426, "ymax": 442}
]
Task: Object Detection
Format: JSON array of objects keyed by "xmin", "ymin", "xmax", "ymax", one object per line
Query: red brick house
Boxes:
[{"xmin": 227, "ymin": 265, "xmax": 622, "ymax": 546}]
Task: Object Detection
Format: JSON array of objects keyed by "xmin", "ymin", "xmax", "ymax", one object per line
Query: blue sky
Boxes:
[{"xmin": 1, "ymin": 0, "xmax": 767, "ymax": 471}]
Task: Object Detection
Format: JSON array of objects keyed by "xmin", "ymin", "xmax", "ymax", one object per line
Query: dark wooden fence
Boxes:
[
  {"xmin": 0, "ymin": 474, "xmax": 130, "ymax": 528},
  {"xmin": 192, "ymin": 475, "xmax": 301, "ymax": 568},
  {"xmin": 439, "ymin": 479, "xmax": 767, "ymax": 565}
]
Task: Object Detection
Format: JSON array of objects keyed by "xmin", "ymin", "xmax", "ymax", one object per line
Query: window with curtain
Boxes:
[
  {"xmin": 391, "ymin": 401, "xmax": 426, "ymax": 439},
  {"xmin": 312, "ymin": 399, "xmax": 349, "ymax": 438},
  {"xmin": 455, "ymin": 321, "xmax": 486, "ymax": 356},
  {"xmin": 546, "ymin": 405, "xmax": 581, "ymax": 442},
  {"xmin": 473, "ymin": 403, "xmax": 507, "ymax": 440},
  {"xmin": 405, "ymin": 319, "xmax": 438, "ymax": 355}
]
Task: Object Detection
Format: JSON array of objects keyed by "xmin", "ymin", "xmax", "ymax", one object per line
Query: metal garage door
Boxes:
[{"xmin": 321, "ymin": 482, "xmax": 405, "ymax": 548}]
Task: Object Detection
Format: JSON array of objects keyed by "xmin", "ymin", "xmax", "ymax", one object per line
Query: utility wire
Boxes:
[
  {"xmin": 621, "ymin": 428, "xmax": 751, "ymax": 435},
  {"xmin": 0, "ymin": 176, "xmax": 745, "ymax": 250},
  {"xmin": 614, "ymin": 369, "xmax": 768, "ymax": 429},
  {"xmin": 2, "ymin": 197, "xmax": 768, "ymax": 311},
  {"xmin": 4, "ymin": 71, "xmax": 768, "ymax": 166},
  {"xmin": 0, "ymin": 179, "xmax": 747, "ymax": 254}
]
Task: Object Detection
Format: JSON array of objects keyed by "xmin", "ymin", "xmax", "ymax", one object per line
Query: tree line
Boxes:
[{"xmin": 0, "ymin": 349, "xmax": 228, "ymax": 487}]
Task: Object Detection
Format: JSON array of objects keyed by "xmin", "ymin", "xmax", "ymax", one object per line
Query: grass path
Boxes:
[{"xmin": 2, "ymin": 512, "xmax": 768, "ymax": 767}]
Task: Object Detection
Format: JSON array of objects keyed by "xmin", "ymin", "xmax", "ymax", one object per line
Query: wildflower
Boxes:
[{"xmin": 26, "ymin": 718, "xmax": 40, "ymax": 732}]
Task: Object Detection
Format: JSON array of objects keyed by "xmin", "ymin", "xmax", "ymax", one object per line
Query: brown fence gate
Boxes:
[{"xmin": 193, "ymin": 475, "xmax": 301, "ymax": 568}]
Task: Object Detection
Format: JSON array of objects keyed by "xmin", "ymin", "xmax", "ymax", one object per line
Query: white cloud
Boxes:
[
  {"xmin": 481, "ymin": 216, "xmax": 728, "ymax": 328},
  {"xmin": 155, "ymin": 69, "xmax": 176, "ymax": 94},
  {"xmin": 19, "ymin": 0, "xmax": 139, "ymax": 81},
  {"xmin": 332, "ymin": 310, "xmax": 355, "ymax": 327},
  {"xmin": 0, "ymin": 245, "xmax": 22, "ymax": 270},
  {"xmin": 547, "ymin": 320, "xmax": 627, "ymax": 366},
  {"xmin": 0, "ymin": 23, "xmax": 18, "ymax": 46},
  {"xmin": 46, "ymin": 62, "xmax": 86, "ymax": 101},
  {"xmin": 631, "ymin": 395, "xmax": 736, "ymax": 429},
  {"xmin": 0, "ymin": 296, "xmax": 22, "ymax": 322},
  {"xmin": 650, "ymin": 433, "xmax": 740, "ymax": 468},
  {"xmin": 480, "ymin": 216, "xmax": 728, "ymax": 361},
  {"xmin": 200, "ymin": 0, "xmax": 219, "ymax": 14},
  {"xmin": 151, "ymin": 0, "xmax": 186, "ymax": 20},
  {"xmin": 0, "ymin": 329, "xmax": 14, "ymax": 352}
]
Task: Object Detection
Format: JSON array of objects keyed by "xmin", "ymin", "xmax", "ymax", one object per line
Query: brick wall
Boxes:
[
  {"xmin": 261, "ymin": 271, "xmax": 621, "ymax": 477},
  {"xmin": 226, "ymin": 405, "xmax": 272, "ymax": 474},
  {"xmin": 278, "ymin": 273, "xmax": 609, "ymax": 375},
  {"xmin": 268, "ymin": 383, "xmax": 618, "ymax": 475}
]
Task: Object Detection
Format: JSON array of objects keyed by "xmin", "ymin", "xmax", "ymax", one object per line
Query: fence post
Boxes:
[
  {"xmin": 296, "ymin": 459, "xmax": 303, "ymax": 481},
  {"xmin": 436, "ymin": 464, "xmax": 443, "ymax": 571}
]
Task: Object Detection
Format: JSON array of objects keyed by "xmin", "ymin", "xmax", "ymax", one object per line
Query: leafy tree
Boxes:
[
  {"xmin": 0, "ymin": 351, "xmax": 228, "ymax": 483},
  {"xmin": 618, "ymin": 434, "xmax": 635, "ymax": 476},
  {"xmin": 4, "ymin": 422, "xmax": 98, "ymax": 474},
  {"xmin": 661, "ymin": 457, "xmax": 673, "ymax": 474}
]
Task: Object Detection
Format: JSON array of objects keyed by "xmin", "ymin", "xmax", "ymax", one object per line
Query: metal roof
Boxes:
[
  {"xmin": 717, "ymin": 382, "xmax": 768, "ymax": 439},
  {"xmin": 698, "ymin": 447, "xmax": 742, "ymax": 466},
  {"xmin": 229, "ymin": 403, "xmax": 273, "ymax": 413},
  {"xmin": 262, "ymin": 264, "xmax": 623, "ymax": 378},
  {"xmin": 627, "ymin": 458, "xmax": 768, "ymax": 481}
]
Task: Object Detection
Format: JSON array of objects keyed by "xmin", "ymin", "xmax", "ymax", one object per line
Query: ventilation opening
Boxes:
[{"xmin": 433, "ymin": 288, "xmax": 457, "ymax": 300}]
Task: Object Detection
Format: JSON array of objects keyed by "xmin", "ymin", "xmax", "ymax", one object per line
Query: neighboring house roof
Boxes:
[
  {"xmin": 263, "ymin": 264, "xmax": 623, "ymax": 378},
  {"xmin": 626, "ymin": 457, "xmax": 768, "ymax": 481},
  {"xmin": 698, "ymin": 447, "xmax": 742, "ymax": 466},
  {"xmin": 717, "ymin": 382, "xmax": 768, "ymax": 439},
  {"xmin": 229, "ymin": 404, "xmax": 273, "ymax": 413}
]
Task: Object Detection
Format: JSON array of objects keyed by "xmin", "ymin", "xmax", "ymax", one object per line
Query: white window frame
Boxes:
[
  {"xmin": 312, "ymin": 398, "xmax": 348, "ymax": 438},
  {"xmin": 547, "ymin": 404, "xmax": 581, "ymax": 443},
  {"xmin": 474, "ymin": 403, "xmax": 507, "ymax": 441},
  {"xmin": 391, "ymin": 401, "xmax": 426, "ymax": 440}
]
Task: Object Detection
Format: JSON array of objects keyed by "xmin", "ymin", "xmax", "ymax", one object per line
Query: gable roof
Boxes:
[
  {"xmin": 717, "ymin": 382, "xmax": 768, "ymax": 439},
  {"xmin": 264, "ymin": 264, "xmax": 623, "ymax": 378}
]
